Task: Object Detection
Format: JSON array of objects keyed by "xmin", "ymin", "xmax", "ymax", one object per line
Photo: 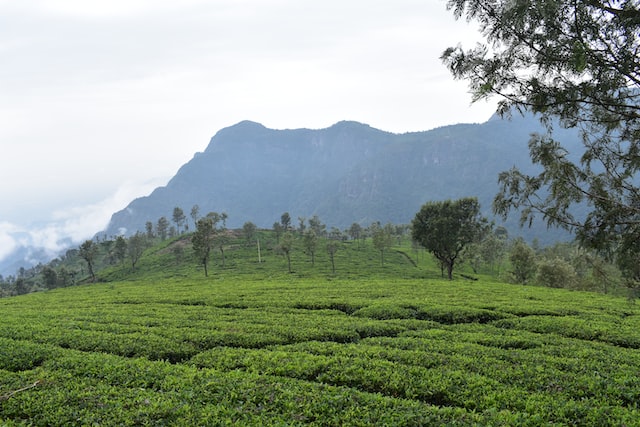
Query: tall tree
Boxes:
[
  {"xmin": 192, "ymin": 217, "xmax": 214, "ymax": 277},
  {"xmin": 309, "ymin": 215, "xmax": 326, "ymax": 237},
  {"xmin": 242, "ymin": 221, "xmax": 257, "ymax": 246},
  {"xmin": 509, "ymin": 238, "xmax": 538, "ymax": 285},
  {"xmin": 114, "ymin": 235, "xmax": 127, "ymax": 265},
  {"xmin": 348, "ymin": 223, "xmax": 363, "ymax": 248},
  {"xmin": 172, "ymin": 207, "xmax": 186, "ymax": 234},
  {"xmin": 145, "ymin": 221, "xmax": 154, "ymax": 239},
  {"xmin": 127, "ymin": 232, "xmax": 147, "ymax": 270},
  {"xmin": 190, "ymin": 204, "xmax": 200, "ymax": 229},
  {"xmin": 281, "ymin": 212, "xmax": 292, "ymax": 231},
  {"xmin": 79, "ymin": 240, "xmax": 98, "ymax": 282},
  {"xmin": 442, "ymin": 1, "xmax": 640, "ymax": 282},
  {"xmin": 273, "ymin": 222, "xmax": 284, "ymax": 244},
  {"xmin": 279, "ymin": 232, "xmax": 295, "ymax": 273},
  {"xmin": 372, "ymin": 223, "xmax": 394, "ymax": 266},
  {"xmin": 303, "ymin": 229, "xmax": 318, "ymax": 266},
  {"xmin": 157, "ymin": 217, "xmax": 169, "ymax": 240},
  {"xmin": 297, "ymin": 216, "xmax": 306, "ymax": 235},
  {"xmin": 411, "ymin": 198, "xmax": 487, "ymax": 280},
  {"xmin": 326, "ymin": 241, "xmax": 340, "ymax": 274}
]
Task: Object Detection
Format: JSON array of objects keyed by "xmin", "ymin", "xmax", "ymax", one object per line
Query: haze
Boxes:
[{"xmin": 0, "ymin": 0, "xmax": 496, "ymax": 267}]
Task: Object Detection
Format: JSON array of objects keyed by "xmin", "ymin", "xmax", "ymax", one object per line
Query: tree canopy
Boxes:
[
  {"xmin": 442, "ymin": 0, "xmax": 640, "ymax": 281},
  {"xmin": 411, "ymin": 198, "xmax": 487, "ymax": 279}
]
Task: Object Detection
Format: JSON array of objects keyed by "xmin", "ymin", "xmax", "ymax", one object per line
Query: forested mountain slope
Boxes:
[{"xmin": 104, "ymin": 115, "xmax": 581, "ymax": 242}]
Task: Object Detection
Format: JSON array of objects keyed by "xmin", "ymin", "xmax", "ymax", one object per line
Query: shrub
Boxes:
[{"xmin": 536, "ymin": 258, "xmax": 577, "ymax": 289}]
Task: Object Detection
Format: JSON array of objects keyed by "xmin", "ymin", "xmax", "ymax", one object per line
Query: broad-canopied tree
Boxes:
[
  {"xmin": 411, "ymin": 198, "xmax": 487, "ymax": 280},
  {"xmin": 442, "ymin": 0, "xmax": 640, "ymax": 283}
]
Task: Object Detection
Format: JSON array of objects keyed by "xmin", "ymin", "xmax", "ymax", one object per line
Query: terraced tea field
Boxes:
[{"xmin": 1, "ymin": 271, "xmax": 640, "ymax": 426}]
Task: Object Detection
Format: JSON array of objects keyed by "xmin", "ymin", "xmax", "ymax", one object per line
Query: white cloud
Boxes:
[
  {"xmin": 0, "ymin": 178, "xmax": 165, "ymax": 267},
  {"xmin": 0, "ymin": 222, "xmax": 20, "ymax": 261}
]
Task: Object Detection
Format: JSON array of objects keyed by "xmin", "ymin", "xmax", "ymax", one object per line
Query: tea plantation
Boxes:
[{"xmin": 1, "ymin": 236, "xmax": 639, "ymax": 425}]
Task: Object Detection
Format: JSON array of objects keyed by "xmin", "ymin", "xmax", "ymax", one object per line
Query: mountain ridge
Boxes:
[{"xmin": 103, "ymin": 115, "xmax": 578, "ymax": 243}]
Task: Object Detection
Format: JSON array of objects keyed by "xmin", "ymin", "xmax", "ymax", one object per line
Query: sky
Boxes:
[{"xmin": 0, "ymin": 0, "xmax": 497, "ymax": 266}]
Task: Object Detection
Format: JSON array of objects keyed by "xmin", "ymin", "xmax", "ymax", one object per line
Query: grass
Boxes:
[{"xmin": 1, "ymin": 233, "xmax": 640, "ymax": 425}]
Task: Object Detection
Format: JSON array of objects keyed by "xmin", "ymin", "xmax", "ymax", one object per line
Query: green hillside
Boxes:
[{"xmin": 1, "ymin": 234, "xmax": 639, "ymax": 425}]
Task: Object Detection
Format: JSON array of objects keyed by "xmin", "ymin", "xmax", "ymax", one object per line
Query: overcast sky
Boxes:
[{"xmin": 0, "ymin": 0, "xmax": 496, "ymax": 264}]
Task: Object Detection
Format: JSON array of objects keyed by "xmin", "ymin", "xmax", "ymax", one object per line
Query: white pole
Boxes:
[{"xmin": 257, "ymin": 238, "xmax": 262, "ymax": 263}]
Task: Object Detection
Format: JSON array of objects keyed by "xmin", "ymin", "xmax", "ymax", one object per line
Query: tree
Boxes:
[
  {"xmin": 42, "ymin": 266, "xmax": 58, "ymax": 289},
  {"xmin": 145, "ymin": 221, "xmax": 154, "ymax": 239},
  {"xmin": 348, "ymin": 223, "xmax": 363, "ymax": 248},
  {"xmin": 79, "ymin": 240, "xmax": 98, "ymax": 282},
  {"xmin": 172, "ymin": 207, "xmax": 186, "ymax": 234},
  {"xmin": 411, "ymin": 198, "xmax": 487, "ymax": 280},
  {"xmin": 281, "ymin": 212, "xmax": 291, "ymax": 231},
  {"xmin": 536, "ymin": 258, "xmax": 577, "ymax": 289},
  {"xmin": 157, "ymin": 217, "xmax": 169, "ymax": 240},
  {"xmin": 273, "ymin": 222, "xmax": 284, "ymax": 244},
  {"xmin": 509, "ymin": 238, "xmax": 538, "ymax": 285},
  {"xmin": 297, "ymin": 216, "xmax": 306, "ymax": 235},
  {"xmin": 303, "ymin": 229, "xmax": 318, "ymax": 266},
  {"xmin": 127, "ymin": 232, "xmax": 147, "ymax": 270},
  {"xmin": 443, "ymin": 1, "xmax": 640, "ymax": 282},
  {"xmin": 114, "ymin": 235, "xmax": 127, "ymax": 265},
  {"xmin": 279, "ymin": 232, "xmax": 295, "ymax": 273},
  {"xmin": 372, "ymin": 223, "xmax": 394, "ymax": 266},
  {"xmin": 243, "ymin": 221, "xmax": 257, "ymax": 246},
  {"xmin": 192, "ymin": 217, "xmax": 214, "ymax": 276},
  {"xmin": 190, "ymin": 204, "xmax": 200, "ymax": 229},
  {"xmin": 215, "ymin": 215, "xmax": 230, "ymax": 268},
  {"xmin": 308, "ymin": 215, "xmax": 326, "ymax": 237},
  {"xmin": 326, "ymin": 241, "xmax": 340, "ymax": 274}
]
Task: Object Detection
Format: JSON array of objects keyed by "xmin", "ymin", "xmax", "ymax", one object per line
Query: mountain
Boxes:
[{"xmin": 103, "ymin": 115, "xmax": 581, "ymax": 244}]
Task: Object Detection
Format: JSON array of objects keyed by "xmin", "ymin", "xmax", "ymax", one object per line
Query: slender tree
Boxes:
[
  {"xmin": 372, "ymin": 223, "xmax": 394, "ymax": 266},
  {"xmin": 348, "ymin": 223, "xmax": 363, "ymax": 248},
  {"xmin": 326, "ymin": 241, "xmax": 340, "ymax": 274},
  {"xmin": 303, "ymin": 229, "xmax": 318, "ymax": 266},
  {"xmin": 127, "ymin": 232, "xmax": 148, "ymax": 270},
  {"xmin": 243, "ymin": 221, "xmax": 257, "ymax": 246},
  {"xmin": 190, "ymin": 204, "xmax": 200, "ymax": 229},
  {"xmin": 79, "ymin": 240, "xmax": 98, "ymax": 282},
  {"xmin": 114, "ymin": 235, "xmax": 127, "ymax": 265},
  {"xmin": 281, "ymin": 212, "xmax": 292, "ymax": 231},
  {"xmin": 192, "ymin": 217, "xmax": 214, "ymax": 276},
  {"xmin": 157, "ymin": 217, "xmax": 169, "ymax": 240},
  {"xmin": 172, "ymin": 207, "xmax": 186, "ymax": 234},
  {"xmin": 279, "ymin": 232, "xmax": 295, "ymax": 273}
]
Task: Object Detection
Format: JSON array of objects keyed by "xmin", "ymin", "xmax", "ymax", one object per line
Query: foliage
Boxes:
[
  {"xmin": 371, "ymin": 223, "xmax": 394, "ymax": 266},
  {"xmin": 303, "ymin": 229, "xmax": 319, "ymax": 266},
  {"xmin": 536, "ymin": 257, "xmax": 578, "ymax": 289},
  {"xmin": 192, "ymin": 218, "xmax": 214, "ymax": 276},
  {"xmin": 127, "ymin": 232, "xmax": 148, "ymax": 270},
  {"xmin": 78, "ymin": 240, "xmax": 98, "ymax": 282},
  {"xmin": 411, "ymin": 198, "xmax": 487, "ymax": 279},
  {"xmin": 509, "ymin": 238, "xmax": 538, "ymax": 285},
  {"xmin": 443, "ymin": 0, "xmax": 640, "ymax": 281}
]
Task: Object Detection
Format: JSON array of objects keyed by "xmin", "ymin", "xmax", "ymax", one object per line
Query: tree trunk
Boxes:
[{"xmin": 447, "ymin": 261, "xmax": 454, "ymax": 280}]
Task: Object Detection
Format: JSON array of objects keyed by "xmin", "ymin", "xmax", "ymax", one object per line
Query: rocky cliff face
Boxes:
[{"xmin": 103, "ymin": 116, "xmax": 579, "ymax": 243}]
